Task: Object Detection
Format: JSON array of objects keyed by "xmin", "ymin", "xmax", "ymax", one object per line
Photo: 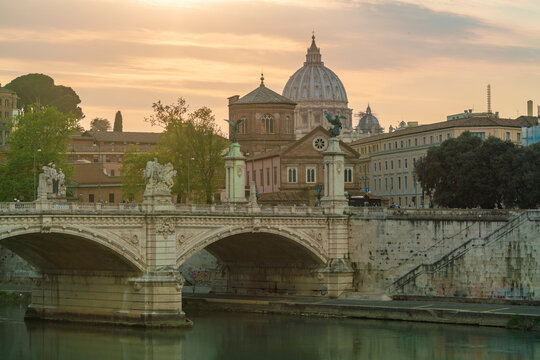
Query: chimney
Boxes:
[
  {"xmin": 228, "ymin": 95, "xmax": 240, "ymax": 105},
  {"xmin": 527, "ymin": 100, "xmax": 533, "ymax": 117}
]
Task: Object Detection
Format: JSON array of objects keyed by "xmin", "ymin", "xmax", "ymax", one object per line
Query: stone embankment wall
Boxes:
[
  {"xmin": 396, "ymin": 211, "xmax": 540, "ymax": 299},
  {"xmin": 348, "ymin": 209, "xmax": 513, "ymax": 296}
]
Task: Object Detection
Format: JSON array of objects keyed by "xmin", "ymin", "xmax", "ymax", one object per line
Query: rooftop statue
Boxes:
[
  {"xmin": 325, "ymin": 112, "xmax": 345, "ymax": 137},
  {"xmin": 225, "ymin": 119, "xmax": 245, "ymax": 143},
  {"xmin": 144, "ymin": 158, "xmax": 177, "ymax": 194}
]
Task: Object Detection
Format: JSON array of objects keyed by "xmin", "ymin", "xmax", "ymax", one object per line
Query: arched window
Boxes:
[
  {"xmin": 261, "ymin": 114, "xmax": 274, "ymax": 134},
  {"xmin": 284, "ymin": 116, "xmax": 291, "ymax": 134}
]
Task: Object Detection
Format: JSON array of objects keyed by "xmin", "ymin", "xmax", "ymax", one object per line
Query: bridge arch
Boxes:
[
  {"xmin": 0, "ymin": 225, "xmax": 144, "ymax": 273},
  {"xmin": 176, "ymin": 225, "xmax": 328, "ymax": 268}
]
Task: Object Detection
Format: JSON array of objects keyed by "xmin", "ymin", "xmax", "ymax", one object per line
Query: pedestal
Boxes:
[
  {"xmin": 224, "ymin": 143, "xmax": 247, "ymax": 203},
  {"xmin": 321, "ymin": 138, "xmax": 348, "ymax": 213}
]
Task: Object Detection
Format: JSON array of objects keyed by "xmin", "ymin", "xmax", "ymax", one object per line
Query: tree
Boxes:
[
  {"xmin": 0, "ymin": 105, "xmax": 79, "ymax": 201},
  {"xmin": 141, "ymin": 98, "xmax": 229, "ymax": 204},
  {"xmin": 114, "ymin": 111, "xmax": 123, "ymax": 132},
  {"xmin": 5, "ymin": 74, "xmax": 84, "ymax": 119},
  {"xmin": 90, "ymin": 118, "xmax": 111, "ymax": 132}
]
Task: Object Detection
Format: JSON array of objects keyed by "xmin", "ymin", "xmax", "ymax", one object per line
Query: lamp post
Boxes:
[
  {"xmin": 33, "ymin": 148, "xmax": 41, "ymax": 201},
  {"xmin": 93, "ymin": 140, "xmax": 102, "ymax": 202},
  {"xmin": 187, "ymin": 156, "xmax": 194, "ymax": 204}
]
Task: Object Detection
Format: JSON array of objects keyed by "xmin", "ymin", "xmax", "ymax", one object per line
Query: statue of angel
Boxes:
[
  {"xmin": 225, "ymin": 118, "xmax": 245, "ymax": 143},
  {"xmin": 325, "ymin": 113, "xmax": 346, "ymax": 138}
]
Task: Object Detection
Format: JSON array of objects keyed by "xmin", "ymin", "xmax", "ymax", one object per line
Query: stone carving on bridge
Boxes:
[
  {"xmin": 37, "ymin": 163, "xmax": 67, "ymax": 201},
  {"xmin": 155, "ymin": 218, "xmax": 176, "ymax": 239},
  {"xmin": 144, "ymin": 158, "xmax": 176, "ymax": 195}
]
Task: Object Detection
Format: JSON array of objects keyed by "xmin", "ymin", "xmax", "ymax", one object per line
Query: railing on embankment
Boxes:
[{"xmin": 390, "ymin": 210, "xmax": 540, "ymax": 294}]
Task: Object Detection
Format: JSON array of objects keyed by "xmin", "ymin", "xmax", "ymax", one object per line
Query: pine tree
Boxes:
[{"xmin": 114, "ymin": 110, "xmax": 123, "ymax": 132}]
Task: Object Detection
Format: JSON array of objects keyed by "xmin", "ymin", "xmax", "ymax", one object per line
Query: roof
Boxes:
[
  {"xmin": 350, "ymin": 116, "xmax": 533, "ymax": 146},
  {"xmin": 233, "ymin": 82, "xmax": 296, "ymax": 106},
  {"xmin": 78, "ymin": 131, "xmax": 162, "ymax": 144},
  {"xmin": 0, "ymin": 87, "xmax": 16, "ymax": 95}
]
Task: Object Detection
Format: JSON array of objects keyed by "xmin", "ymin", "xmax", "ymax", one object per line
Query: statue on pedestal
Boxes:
[
  {"xmin": 144, "ymin": 158, "xmax": 176, "ymax": 195},
  {"xmin": 37, "ymin": 163, "xmax": 66, "ymax": 200},
  {"xmin": 325, "ymin": 113, "xmax": 346, "ymax": 138},
  {"xmin": 225, "ymin": 119, "xmax": 245, "ymax": 143}
]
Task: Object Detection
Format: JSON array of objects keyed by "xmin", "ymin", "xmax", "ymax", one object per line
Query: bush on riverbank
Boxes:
[{"xmin": 0, "ymin": 291, "xmax": 31, "ymax": 305}]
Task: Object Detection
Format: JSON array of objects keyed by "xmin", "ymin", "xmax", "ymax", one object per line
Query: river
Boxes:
[{"xmin": 1, "ymin": 303, "xmax": 539, "ymax": 359}]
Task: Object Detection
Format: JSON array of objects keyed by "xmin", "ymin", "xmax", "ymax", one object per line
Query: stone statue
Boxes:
[
  {"xmin": 144, "ymin": 158, "xmax": 177, "ymax": 194},
  {"xmin": 249, "ymin": 181, "xmax": 258, "ymax": 205},
  {"xmin": 325, "ymin": 113, "xmax": 345, "ymax": 138},
  {"xmin": 57, "ymin": 168, "xmax": 66, "ymax": 197},
  {"xmin": 225, "ymin": 119, "xmax": 245, "ymax": 143},
  {"xmin": 38, "ymin": 162, "xmax": 66, "ymax": 199}
]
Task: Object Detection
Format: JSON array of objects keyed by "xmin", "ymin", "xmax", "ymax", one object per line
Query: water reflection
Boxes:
[{"xmin": 1, "ymin": 304, "xmax": 539, "ymax": 359}]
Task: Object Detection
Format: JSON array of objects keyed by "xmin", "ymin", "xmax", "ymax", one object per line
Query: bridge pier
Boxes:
[{"xmin": 25, "ymin": 270, "xmax": 191, "ymax": 327}]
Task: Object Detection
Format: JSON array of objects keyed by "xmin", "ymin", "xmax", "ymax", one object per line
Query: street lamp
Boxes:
[
  {"xmin": 33, "ymin": 148, "xmax": 41, "ymax": 201},
  {"xmin": 187, "ymin": 156, "xmax": 194, "ymax": 204}
]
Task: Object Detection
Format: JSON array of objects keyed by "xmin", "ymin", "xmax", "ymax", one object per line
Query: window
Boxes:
[
  {"xmin": 390, "ymin": 177, "xmax": 394, "ymax": 190},
  {"xmin": 306, "ymin": 167, "xmax": 316, "ymax": 183},
  {"xmin": 385, "ymin": 178, "xmax": 388, "ymax": 191},
  {"xmin": 239, "ymin": 117, "xmax": 247, "ymax": 134},
  {"xmin": 259, "ymin": 170, "xmax": 263, "ymax": 186},
  {"xmin": 517, "ymin": 132, "xmax": 521, "ymax": 142},
  {"xmin": 471, "ymin": 132, "xmax": 486, "ymax": 139},
  {"xmin": 284, "ymin": 116, "xmax": 291, "ymax": 134},
  {"xmin": 266, "ymin": 168, "xmax": 270, "ymax": 186},
  {"xmin": 378, "ymin": 162, "xmax": 381, "ymax": 171},
  {"xmin": 404, "ymin": 175, "xmax": 408, "ymax": 190},
  {"xmin": 415, "ymin": 138, "xmax": 418, "ymax": 146},
  {"xmin": 447, "ymin": 133, "xmax": 451, "ymax": 139},
  {"xmin": 390, "ymin": 160, "xmax": 394, "ymax": 170},
  {"xmin": 247, "ymin": 171, "xmax": 250, "ymax": 184},
  {"xmin": 430, "ymin": 135, "xmax": 433, "ymax": 144},
  {"xmin": 287, "ymin": 167, "xmax": 297, "ymax": 183},
  {"xmin": 109, "ymin": 193, "xmax": 115, "ymax": 203},
  {"xmin": 398, "ymin": 159, "xmax": 401, "ymax": 169},
  {"xmin": 89, "ymin": 194, "xmax": 95, "ymax": 203},
  {"xmin": 398, "ymin": 176, "xmax": 401, "ymax": 190},
  {"xmin": 505, "ymin": 132, "xmax": 510, "ymax": 140},
  {"xmin": 110, "ymin": 169, "xmax": 115, "ymax": 176},
  {"xmin": 423, "ymin": 137, "xmax": 426, "ymax": 145},
  {"xmin": 400, "ymin": 140, "xmax": 403, "ymax": 148},
  {"xmin": 408, "ymin": 139, "xmax": 411, "ymax": 147},
  {"xmin": 344, "ymin": 167, "xmax": 353, "ymax": 183},
  {"xmin": 404, "ymin": 159, "xmax": 408, "ymax": 169},
  {"xmin": 384, "ymin": 144, "xmax": 386, "ymax": 151},
  {"xmin": 385, "ymin": 161, "xmax": 388, "ymax": 170},
  {"xmin": 394, "ymin": 141, "xmax": 398, "ymax": 148},
  {"xmin": 378, "ymin": 178, "xmax": 381, "ymax": 191},
  {"xmin": 439, "ymin": 134, "xmax": 442, "ymax": 142},
  {"xmin": 374, "ymin": 163, "xmax": 377, "ymax": 172},
  {"xmin": 261, "ymin": 114, "xmax": 274, "ymax": 134},
  {"xmin": 273, "ymin": 166, "xmax": 277, "ymax": 185}
]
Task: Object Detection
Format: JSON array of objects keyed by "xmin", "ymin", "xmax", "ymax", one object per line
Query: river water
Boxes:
[{"xmin": 1, "ymin": 303, "xmax": 539, "ymax": 359}]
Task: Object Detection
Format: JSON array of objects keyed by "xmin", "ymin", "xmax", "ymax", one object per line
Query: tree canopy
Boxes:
[
  {"xmin": 114, "ymin": 111, "xmax": 123, "ymax": 132},
  {"xmin": 0, "ymin": 105, "xmax": 79, "ymax": 201},
  {"xmin": 122, "ymin": 98, "xmax": 228, "ymax": 204},
  {"xmin": 5, "ymin": 74, "xmax": 84, "ymax": 119},
  {"xmin": 415, "ymin": 132, "xmax": 540, "ymax": 209},
  {"xmin": 90, "ymin": 117, "xmax": 111, "ymax": 132}
]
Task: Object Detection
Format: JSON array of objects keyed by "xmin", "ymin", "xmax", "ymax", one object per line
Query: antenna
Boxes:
[{"xmin": 487, "ymin": 84, "xmax": 492, "ymax": 114}]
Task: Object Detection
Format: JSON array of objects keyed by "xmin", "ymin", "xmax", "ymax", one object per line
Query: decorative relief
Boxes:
[
  {"xmin": 336, "ymin": 160, "xmax": 343, "ymax": 174},
  {"xmin": 41, "ymin": 217, "xmax": 52, "ymax": 233},
  {"xmin": 155, "ymin": 218, "xmax": 176, "ymax": 239}
]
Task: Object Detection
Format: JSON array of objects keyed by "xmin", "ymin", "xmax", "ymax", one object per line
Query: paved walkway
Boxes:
[{"xmin": 183, "ymin": 293, "xmax": 540, "ymax": 329}]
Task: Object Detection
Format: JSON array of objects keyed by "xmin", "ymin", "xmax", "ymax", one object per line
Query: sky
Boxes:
[{"xmin": 1, "ymin": 0, "xmax": 539, "ymax": 134}]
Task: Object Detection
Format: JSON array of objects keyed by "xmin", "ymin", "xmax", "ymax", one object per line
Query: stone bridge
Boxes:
[
  {"xmin": 0, "ymin": 201, "xmax": 352, "ymax": 326},
  {"xmin": 2, "ymin": 200, "xmax": 539, "ymax": 327}
]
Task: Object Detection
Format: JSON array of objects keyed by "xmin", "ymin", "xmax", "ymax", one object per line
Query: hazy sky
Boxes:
[{"xmin": 1, "ymin": 0, "xmax": 539, "ymax": 134}]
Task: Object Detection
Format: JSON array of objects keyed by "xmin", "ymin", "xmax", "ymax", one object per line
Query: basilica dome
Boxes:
[
  {"xmin": 282, "ymin": 36, "xmax": 348, "ymax": 103},
  {"xmin": 282, "ymin": 35, "xmax": 352, "ymax": 137}
]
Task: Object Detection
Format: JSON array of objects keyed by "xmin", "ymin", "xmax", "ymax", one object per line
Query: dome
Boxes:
[
  {"xmin": 356, "ymin": 105, "xmax": 382, "ymax": 134},
  {"xmin": 282, "ymin": 35, "xmax": 348, "ymax": 103}
]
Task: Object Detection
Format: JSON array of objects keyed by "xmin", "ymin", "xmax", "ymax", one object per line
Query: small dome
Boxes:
[
  {"xmin": 356, "ymin": 105, "xmax": 382, "ymax": 134},
  {"xmin": 282, "ymin": 35, "xmax": 348, "ymax": 103}
]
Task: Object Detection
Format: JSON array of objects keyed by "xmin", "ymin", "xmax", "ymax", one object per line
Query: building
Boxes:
[
  {"xmin": 228, "ymin": 75, "xmax": 296, "ymax": 156},
  {"xmin": 350, "ymin": 116, "xmax": 537, "ymax": 208},
  {"xmin": 68, "ymin": 130, "xmax": 161, "ymax": 202},
  {"xmin": 282, "ymin": 35, "xmax": 353, "ymax": 138},
  {"xmin": 246, "ymin": 126, "xmax": 360, "ymax": 205},
  {"xmin": 0, "ymin": 86, "xmax": 19, "ymax": 147},
  {"xmin": 355, "ymin": 105, "xmax": 383, "ymax": 135}
]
